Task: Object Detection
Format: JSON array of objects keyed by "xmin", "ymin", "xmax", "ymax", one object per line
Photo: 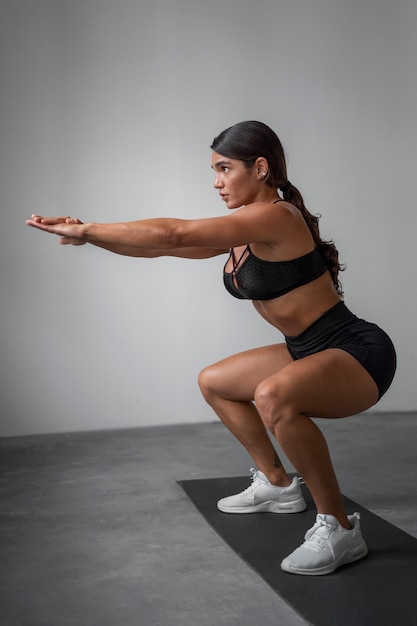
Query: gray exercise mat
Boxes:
[{"xmin": 178, "ymin": 476, "xmax": 417, "ymax": 626}]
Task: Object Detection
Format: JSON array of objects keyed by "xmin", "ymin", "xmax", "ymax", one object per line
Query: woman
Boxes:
[{"xmin": 26, "ymin": 120, "xmax": 396, "ymax": 576}]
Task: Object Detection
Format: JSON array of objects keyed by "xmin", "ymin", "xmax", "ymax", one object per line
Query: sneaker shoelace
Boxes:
[
  {"xmin": 303, "ymin": 515, "xmax": 337, "ymax": 553},
  {"xmin": 243, "ymin": 468, "xmax": 268, "ymax": 493},
  {"xmin": 246, "ymin": 468, "xmax": 302, "ymax": 492}
]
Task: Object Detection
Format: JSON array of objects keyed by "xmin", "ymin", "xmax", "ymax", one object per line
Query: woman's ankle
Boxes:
[{"xmin": 262, "ymin": 467, "xmax": 292, "ymax": 487}]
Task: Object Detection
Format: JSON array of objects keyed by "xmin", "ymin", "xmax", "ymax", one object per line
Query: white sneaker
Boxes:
[
  {"xmin": 281, "ymin": 512, "xmax": 368, "ymax": 575},
  {"xmin": 217, "ymin": 468, "xmax": 307, "ymax": 514}
]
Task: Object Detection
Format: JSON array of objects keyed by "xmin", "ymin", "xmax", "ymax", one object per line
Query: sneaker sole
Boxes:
[
  {"xmin": 281, "ymin": 544, "xmax": 368, "ymax": 576},
  {"xmin": 217, "ymin": 497, "xmax": 307, "ymax": 514}
]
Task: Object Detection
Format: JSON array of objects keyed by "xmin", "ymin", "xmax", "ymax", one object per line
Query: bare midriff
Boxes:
[{"xmin": 252, "ymin": 272, "xmax": 341, "ymax": 337}]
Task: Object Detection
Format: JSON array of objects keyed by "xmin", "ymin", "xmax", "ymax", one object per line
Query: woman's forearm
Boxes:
[
  {"xmin": 90, "ymin": 239, "xmax": 227, "ymax": 259},
  {"xmin": 84, "ymin": 218, "xmax": 183, "ymax": 250},
  {"xmin": 89, "ymin": 240, "xmax": 163, "ymax": 257}
]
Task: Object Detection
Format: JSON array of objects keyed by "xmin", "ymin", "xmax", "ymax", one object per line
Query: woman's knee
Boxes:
[
  {"xmin": 198, "ymin": 364, "xmax": 222, "ymax": 401},
  {"xmin": 254, "ymin": 376, "xmax": 295, "ymax": 431}
]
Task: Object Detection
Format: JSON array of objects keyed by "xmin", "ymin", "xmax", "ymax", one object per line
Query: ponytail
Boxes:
[{"xmin": 280, "ymin": 182, "xmax": 345, "ymax": 297}]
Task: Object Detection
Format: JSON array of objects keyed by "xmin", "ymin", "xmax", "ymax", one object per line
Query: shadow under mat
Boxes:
[{"xmin": 178, "ymin": 476, "xmax": 417, "ymax": 626}]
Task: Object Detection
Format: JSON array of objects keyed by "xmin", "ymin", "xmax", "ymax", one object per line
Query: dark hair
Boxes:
[{"xmin": 211, "ymin": 121, "xmax": 344, "ymax": 296}]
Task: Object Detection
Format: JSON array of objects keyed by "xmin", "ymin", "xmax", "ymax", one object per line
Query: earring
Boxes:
[{"xmin": 259, "ymin": 172, "xmax": 267, "ymax": 179}]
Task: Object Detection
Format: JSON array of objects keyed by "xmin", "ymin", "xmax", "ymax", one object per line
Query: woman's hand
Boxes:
[{"xmin": 26, "ymin": 214, "xmax": 87, "ymax": 245}]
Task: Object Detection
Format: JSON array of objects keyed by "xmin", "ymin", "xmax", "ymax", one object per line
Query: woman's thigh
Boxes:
[
  {"xmin": 199, "ymin": 343, "xmax": 294, "ymax": 402},
  {"xmin": 257, "ymin": 348, "xmax": 380, "ymax": 419}
]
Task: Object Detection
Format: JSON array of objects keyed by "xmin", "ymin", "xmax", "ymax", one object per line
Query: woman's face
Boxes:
[{"xmin": 211, "ymin": 151, "xmax": 260, "ymax": 209}]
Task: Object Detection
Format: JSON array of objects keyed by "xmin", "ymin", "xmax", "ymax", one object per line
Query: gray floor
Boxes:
[{"xmin": 1, "ymin": 413, "xmax": 416, "ymax": 626}]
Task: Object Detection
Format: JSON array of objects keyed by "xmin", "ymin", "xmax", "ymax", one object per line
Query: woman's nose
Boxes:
[{"xmin": 213, "ymin": 174, "xmax": 223, "ymax": 189}]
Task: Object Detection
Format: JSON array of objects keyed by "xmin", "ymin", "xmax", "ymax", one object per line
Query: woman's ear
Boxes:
[{"xmin": 255, "ymin": 157, "xmax": 269, "ymax": 179}]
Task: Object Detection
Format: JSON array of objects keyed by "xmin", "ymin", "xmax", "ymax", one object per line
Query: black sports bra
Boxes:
[{"xmin": 223, "ymin": 246, "xmax": 328, "ymax": 300}]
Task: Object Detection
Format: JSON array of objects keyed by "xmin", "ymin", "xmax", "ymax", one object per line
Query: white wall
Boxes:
[{"xmin": 1, "ymin": 0, "xmax": 416, "ymax": 437}]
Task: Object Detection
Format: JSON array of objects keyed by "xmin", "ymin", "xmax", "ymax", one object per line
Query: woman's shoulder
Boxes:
[
  {"xmin": 238, "ymin": 200, "xmax": 304, "ymax": 228},
  {"xmin": 242, "ymin": 201, "xmax": 313, "ymax": 253}
]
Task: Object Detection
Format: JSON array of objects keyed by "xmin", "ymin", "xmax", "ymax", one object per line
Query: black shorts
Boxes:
[{"xmin": 285, "ymin": 301, "xmax": 396, "ymax": 400}]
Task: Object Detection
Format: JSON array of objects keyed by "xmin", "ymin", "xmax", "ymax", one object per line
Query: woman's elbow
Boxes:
[{"xmin": 161, "ymin": 221, "xmax": 188, "ymax": 249}]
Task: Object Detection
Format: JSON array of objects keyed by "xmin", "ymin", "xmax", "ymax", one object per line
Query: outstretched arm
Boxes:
[
  {"xmin": 26, "ymin": 203, "xmax": 287, "ymax": 255},
  {"xmin": 26, "ymin": 215, "xmax": 229, "ymax": 259},
  {"xmin": 92, "ymin": 241, "xmax": 227, "ymax": 259}
]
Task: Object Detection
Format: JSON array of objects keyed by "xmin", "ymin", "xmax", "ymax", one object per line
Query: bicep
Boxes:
[
  {"xmin": 163, "ymin": 247, "xmax": 228, "ymax": 259},
  {"xmin": 176, "ymin": 205, "xmax": 287, "ymax": 249}
]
